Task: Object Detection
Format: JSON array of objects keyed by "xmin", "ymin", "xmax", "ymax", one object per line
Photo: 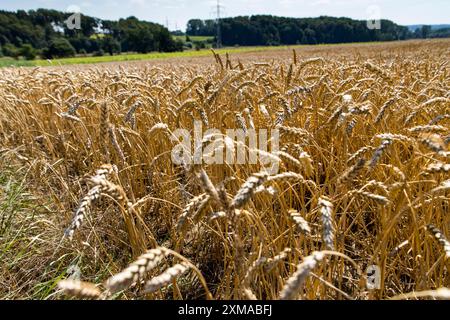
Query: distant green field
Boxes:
[
  {"xmin": 173, "ymin": 35, "xmax": 214, "ymax": 42},
  {"xmin": 0, "ymin": 57, "xmax": 35, "ymax": 67}
]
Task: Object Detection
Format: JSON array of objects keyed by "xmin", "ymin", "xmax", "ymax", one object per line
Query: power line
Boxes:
[{"xmin": 214, "ymin": 0, "xmax": 224, "ymax": 48}]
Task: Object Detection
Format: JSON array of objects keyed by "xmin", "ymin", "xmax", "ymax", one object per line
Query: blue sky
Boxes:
[{"xmin": 1, "ymin": 0, "xmax": 449, "ymax": 30}]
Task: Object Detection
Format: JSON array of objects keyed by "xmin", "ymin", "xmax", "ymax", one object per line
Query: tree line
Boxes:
[
  {"xmin": 0, "ymin": 9, "xmax": 184, "ymax": 60},
  {"xmin": 1, "ymin": 9, "xmax": 449, "ymax": 61},
  {"xmin": 187, "ymin": 15, "xmax": 450, "ymax": 46}
]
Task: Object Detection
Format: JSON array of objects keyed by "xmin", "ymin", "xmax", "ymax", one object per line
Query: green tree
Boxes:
[
  {"xmin": 93, "ymin": 49, "xmax": 105, "ymax": 56},
  {"xmin": 19, "ymin": 44, "xmax": 36, "ymax": 60},
  {"xmin": 43, "ymin": 38, "xmax": 76, "ymax": 58},
  {"xmin": 421, "ymin": 25, "xmax": 432, "ymax": 38},
  {"xmin": 0, "ymin": 9, "xmax": 182, "ymax": 56},
  {"xmin": 101, "ymin": 36, "xmax": 121, "ymax": 55},
  {"xmin": 188, "ymin": 15, "xmax": 412, "ymax": 47},
  {"xmin": 193, "ymin": 41, "xmax": 205, "ymax": 51},
  {"xmin": 186, "ymin": 19, "xmax": 204, "ymax": 36},
  {"xmin": 3, "ymin": 43, "xmax": 19, "ymax": 58}
]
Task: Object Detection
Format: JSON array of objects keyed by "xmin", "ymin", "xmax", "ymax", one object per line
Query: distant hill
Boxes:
[{"xmin": 407, "ymin": 24, "xmax": 450, "ymax": 31}]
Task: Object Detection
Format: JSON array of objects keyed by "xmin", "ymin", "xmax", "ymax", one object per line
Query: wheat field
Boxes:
[{"xmin": 0, "ymin": 40, "xmax": 449, "ymax": 300}]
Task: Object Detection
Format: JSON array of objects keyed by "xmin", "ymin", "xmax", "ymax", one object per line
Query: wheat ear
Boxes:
[
  {"xmin": 426, "ymin": 225, "xmax": 450, "ymax": 259},
  {"xmin": 105, "ymin": 247, "xmax": 169, "ymax": 294},
  {"xmin": 58, "ymin": 279, "xmax": 101, "ymax": 299},
  {"xmin": 279, "ymin": 251, "xmax": 325, "ymax": 300},
  {"xmin": 289, "ymin": 209, "xmax": 311, "ymax": 235},
  {"xmin": 318, "ymin": 197, "xmax": 335, "ymax": 250},
  {"xmin": 231, "ymin": 172, "xmax": 268, "ymax": 209},
  {"xmin": 144, "ymin": 262, "xmax": 190, "ymax": 293},
  {"xmin": 64, "ymin": 165, "xmax": 114, "ymax": 239}
]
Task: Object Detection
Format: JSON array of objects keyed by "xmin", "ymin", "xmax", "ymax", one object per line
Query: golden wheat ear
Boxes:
[
  {"xmin": 279, "ymin": 251, "xmax": 325, "ymax": 300},
  {"xmin": 426, "ymin": 225, "xmax": 450, "ymax": 259},
  {"xmin": 143, "ymin": 262, "xmax": 190, "ymax": 294},
  {"xmin": 105, "ymin": 247, "xmax": 169, "ymax": 294},
  {"xmin": 57, "ymin": 279, "xmax": 102, "ymax": 300},
  {"xmin": 231, "ymin": 172, "xmax": 268, "ymax": 209},
  {"xmin": 318, "ymin": 197, "xmax": 335, "ymax": 251}
]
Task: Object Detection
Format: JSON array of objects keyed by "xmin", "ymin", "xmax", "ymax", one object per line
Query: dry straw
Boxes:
[{"xmin": 2, "ymin": 40, "xmax": 450, "ymax": 301}]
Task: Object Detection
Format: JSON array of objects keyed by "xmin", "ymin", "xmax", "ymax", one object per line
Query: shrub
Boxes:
[
  {"xmin": 79, "ymin": 49, "xmax": 87, "ymax": 56},
  {"xmin": 3, "ymin": 43, "xmax": 20, "ymax": 59},
  {"xmin": 101, "ymin": 37, "xmax": 121, "ymax": 56},
  {"xmin": 93, "ymin": 49, "xmax": 105, "ymax": 57},
  {"xmin": 20, "ymin": 44, "xmax": 36, "ymax": 60},
  {"xmin": 194, "ymin": 41, "xmax": 206, "ymax": 51},
  {"xmin": 43, "ymin": 38, "xmax": 76, "ymax": 59}
]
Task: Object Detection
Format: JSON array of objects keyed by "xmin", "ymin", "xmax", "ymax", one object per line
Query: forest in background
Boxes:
[
  {"xmin": 1, "ymin": 9, "xmax": 449, "ymax": 61},
  {"xmin": 187, "ymin": 16, "xmax": 450, "ymax": 46},
  {"xmin": 0, "ymin": 9, "xmax": 184, "ymax": 60}
]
